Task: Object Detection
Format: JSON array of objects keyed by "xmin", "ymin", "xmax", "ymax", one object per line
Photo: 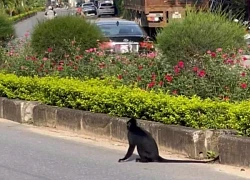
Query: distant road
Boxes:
[
  {"xmin": 14, "ymin": 8, "xmax": 122, "ymax": 38},
  {"xmin": 14, "ymin": 9, "xmax": 75, "ymax": 38},
  {"xmin": 0, "ymin": 119, "xmax": 249, "ymax": 180}
]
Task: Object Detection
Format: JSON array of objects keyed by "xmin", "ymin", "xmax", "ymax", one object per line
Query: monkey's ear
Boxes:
[{"xmin": 128, "ymin": 117, "xmax": 137, "ymax": 124}]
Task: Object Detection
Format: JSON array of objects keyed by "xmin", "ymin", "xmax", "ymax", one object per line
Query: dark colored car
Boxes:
[
  {"xmin": 82, "ymin": 2, "xmax": 97, "ymax": 16},
  {"xmin": 95, "ymin": 19, "xmax": 154, "ymax": 53}
]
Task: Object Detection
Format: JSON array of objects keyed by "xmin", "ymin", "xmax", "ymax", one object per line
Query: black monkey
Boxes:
[{"xmin": 118, "ymin": 117, "xmax": 219, "ymax": 163}]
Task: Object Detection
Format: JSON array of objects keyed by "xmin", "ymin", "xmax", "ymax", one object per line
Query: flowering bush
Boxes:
[
  {"xmin": 2, "ymin": 37, "xmax": 250, "ymax": 101},
  {"xmin": 156, "ymin": 7, "xmax": 247, "ymax": 66},
  {"xmin": 30, "ymin": 15, "xmax": 105, "ymax": 59}
]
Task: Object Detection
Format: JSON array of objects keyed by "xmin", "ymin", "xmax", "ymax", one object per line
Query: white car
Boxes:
[{"xmin": 97, "ymin": 1, "xmax": 115, "ymax": 17}]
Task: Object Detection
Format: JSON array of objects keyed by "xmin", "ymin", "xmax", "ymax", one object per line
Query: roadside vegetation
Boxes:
[
  {"xmin": 0, "ymin": 6, "xmax": 250, "ymax": 136},
  {"xmin": 31, "ymin": 16, "xmax": 105, "ymax": 59}
]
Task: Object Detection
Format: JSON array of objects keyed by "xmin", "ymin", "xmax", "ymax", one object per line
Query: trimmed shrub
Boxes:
[
  {"xmin": 0, "ymin": 13, "xmax": 15, "ymax": 46},
  {"xmin": 0, "ymin": 73, "xmax": 250, "ymax": 136},
  {"xmin": 30, "ymin": 15, "xmax": 105, "ymax": 59},
  {"xmin": 9, "ymin": 7, "xmax": 46, "ymax": 22},
  {"xmin": 156, "ymin": 8, "xmax": 247, "ymax": 66}
]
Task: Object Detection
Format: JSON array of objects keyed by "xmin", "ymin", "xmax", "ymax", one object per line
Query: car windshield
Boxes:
[
  {"xmin": 100, "ymin": 3, "xmax": 113, "ymax": 6},
  {"xmin": 97, "ymin": 24, "xmax": 144, "ymax": 36}
]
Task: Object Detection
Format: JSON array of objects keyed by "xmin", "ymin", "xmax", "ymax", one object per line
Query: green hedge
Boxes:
[
  {"xmin": 0, "ymin": 73, "xmax": 249, "ymax": 136},
  {"xmin": 9, "ymin": 7, "xmax": 45, "ymax": 22}
]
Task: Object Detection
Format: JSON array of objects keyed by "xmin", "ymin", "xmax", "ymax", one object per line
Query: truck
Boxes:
[{"xmin": 123, "ymin": 0, "xmax": 209, "ymax": 29}]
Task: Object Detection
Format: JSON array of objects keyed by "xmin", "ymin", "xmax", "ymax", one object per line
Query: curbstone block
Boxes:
[
  {"xmin": 219, "ymin": 135, "xmax": 250, "ymax": 167},
  {"xmin": 110, "ymin": 117, "xmax": 128, "ymax": 143},
  {"xmin": 157, "ymin": 124, "xmax": 206, "ymax": 159},
  {"xmin": 57, "ymin": 107, "xmax": 83, "ymax": 131},
  {"xmin": 204, "ymin": 129, "xmax": 238, "ymax": 154},
  {"xmin": 81, "ymin": 112, "xmax": 112, "ymax": 138},
  {"xmin": 3, "ymin": 99, "xmax": 40, "ymax": 123},
  {"xmin": 33, "ymin": 104, "xmax": 57, "ymax": 128},
  {"xmin": 0, "ymin": 97, "xmax": 7, "ymax": 118}
]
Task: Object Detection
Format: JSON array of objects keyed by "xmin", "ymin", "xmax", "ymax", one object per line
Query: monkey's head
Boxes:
[{"xmin": 127, "ymin": 117, "xmax": 137, "ymax": 130}]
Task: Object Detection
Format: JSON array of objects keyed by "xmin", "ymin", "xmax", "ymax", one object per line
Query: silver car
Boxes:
[{"xmin": 97, "ymin": 1, "xmax": 115, "ymax": 17}]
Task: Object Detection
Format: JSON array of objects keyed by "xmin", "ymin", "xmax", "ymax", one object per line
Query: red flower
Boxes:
[
  {"xmin": 193, "ymin": 66, "xmax": 198, "ymax": 72},
  {"xmin": 165, "ymin": 74, "xmax": 173, "ymax": 82},
  {"xmin": 174, "ymin": 65, "xmax": 180, "ymax": 74},
  {"xmin": 57, "ymin": 65, "xmax": 63, "ymax": 71},
  {"xmin": 242, "ymin": 56, "xmax": 248, "ymax": 61},
  {"xmin": 31, "ymin": 56, "xmax": 37, "ymax": 61},
  {"xmin": 172, "ymin": 90, "xmax": 177, "ymax": 95},
  {"xmin": 211, "ymin": 52, "xmax": 216, "ymax": 58},
  {"xmin": 75, "ymin": 55, "xmax": 81, "ymax": 60},
  {"xmin": 159, "ymin": 81, "xmax": 164, "ymax": 86},
  {"xmin": 223, "ymin": 96, "xmax": 230, "ymax": 101},
  {"xmin": 151, "ymin": 73, "xmax": 156, "ymax": 81},
  {"xmin": 137, "ymin": 76, "xmax": 142, "ymax": 81},
  {"xmin": 222, "ymin": 54, "xmax": 228, "ymax": 59},
  {"xmin": 198, "ymin": 70, "xmax": 206, "ymax": 77},
  {"xmin": 178, "ymin": 61, "xmax": 184, "ymax": 68},
  {"xmin": 240, "ymin": 83, "xmax": 247, "ymax": 89},
  {"xmin": 138, "ymin": 65, "xmax": 143, "ymax": 70},
  {"xmin": 241, "ymin": 72, "xmax": 246, "ymax": 77},
  {"xmin": 118, "ymin": 75, "xmax": 122, "ymax": 80},
  {"xmin": 147, "ymin": 82, "xmax": 155, "ymax": 88},
  {"xmin": 47, "ymin": 47, "xmax": 53, "ymax": 53},
  {"xmin": 224, "ymin": 59, "xmax": 234, "ymax": 65}
]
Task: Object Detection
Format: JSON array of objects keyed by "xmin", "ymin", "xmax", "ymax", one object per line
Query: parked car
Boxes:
[
  {"xmin": 97, "ymin": 1, "xmax": 115, "ymax": 17},
  {"xmin": 95, "ymin": 19, "xmax": 154, "ymax": 53},
  {"xmin": 82, "ymin": 2, "xmax": 97, "ymax": 16}
]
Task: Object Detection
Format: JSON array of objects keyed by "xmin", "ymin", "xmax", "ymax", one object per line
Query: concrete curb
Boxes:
[
  {"xmin": 0, "ymin": 97, "xmax": 249, "ymax": 167},
  {"xmin": 13, "ymin": 12, "xmax": 38, "ymax": 24}
]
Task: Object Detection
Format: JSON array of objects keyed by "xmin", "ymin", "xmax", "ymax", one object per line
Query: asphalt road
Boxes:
[
  {"xmin": 0, "ymin": 119, "xmax": 249, "ymax": 180},
  {"xmin": 14, "ymin": 8, "xmax": 120, "ymax": 38},
  {"xmin": 14, "ymin": 8, "xmax": 75, "ymax": 38}
]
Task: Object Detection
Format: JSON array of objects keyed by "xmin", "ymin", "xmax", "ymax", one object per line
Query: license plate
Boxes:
[{"xmin": 115, "ymin": 44, "xmax": 138, "ymax": 53}]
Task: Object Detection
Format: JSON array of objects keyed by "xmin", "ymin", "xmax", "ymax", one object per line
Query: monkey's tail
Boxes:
[{"xmin": 157, "ymin": 155, "xmax": 219, "ymax": 164}]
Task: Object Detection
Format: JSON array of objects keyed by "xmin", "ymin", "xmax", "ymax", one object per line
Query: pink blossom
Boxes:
[
  {"xmin": 216, "ymin": 48, "xmax": 222, "ymax": 52},
  {"xmin": 147, "ymin": 52, "xmax": 156, "ymax": 59},
  {"xmin": 178, "ymin": 61, "xmax": 184, "ymax": 68},
  {"xmin": 238, "ymin": 49, "xmax": 244, "ymax": 53}
]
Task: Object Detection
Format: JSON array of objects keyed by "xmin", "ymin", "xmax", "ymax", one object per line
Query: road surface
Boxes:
[
  {"xmin": 14, "ymin": 8, "xmax": 120, "ymax": 38},
  {"xmin": 0, "ymin": 119, "xmax": 249, "ymax": 180},
  {"xmin": 14, "ymin": 9, "xmax": 75, "ymax": 38}
]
